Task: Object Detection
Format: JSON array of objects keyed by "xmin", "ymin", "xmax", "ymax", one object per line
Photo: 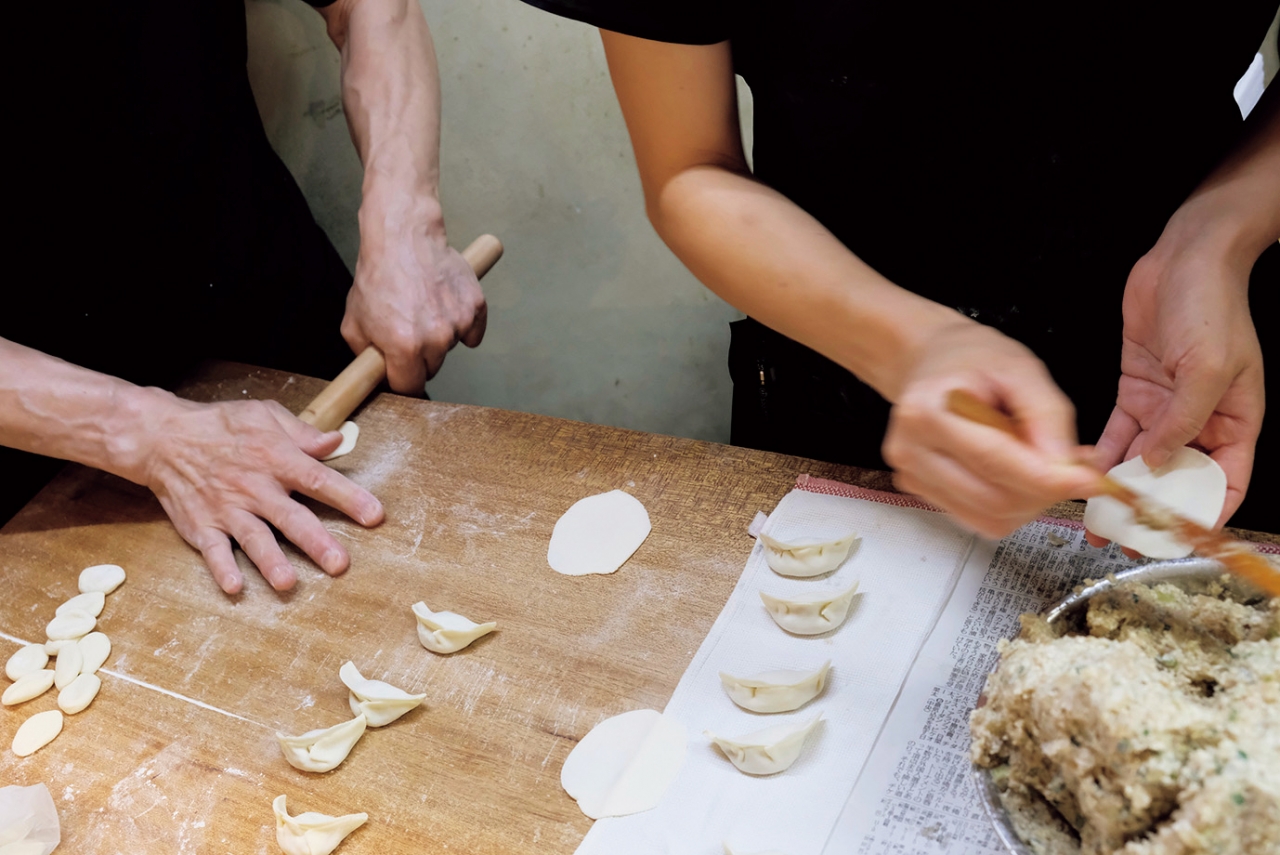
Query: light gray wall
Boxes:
[{"xmin": 245, "ymin": 0, "xmax": 743, "ymax": 443}]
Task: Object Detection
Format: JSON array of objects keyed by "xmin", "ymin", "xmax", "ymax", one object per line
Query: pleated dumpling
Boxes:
[
  {"xmin": 277, "ymin": 714, "xmax": 367, "ymax": 772},
  {"xmin": 719, "ymin": 661, "xmax": 831, "ymax": 713},
  {"xmin": 707, "ymin": 715, "xmax": 822, "ymax": 775},
  {"xmin": 757, "ymin": 531, "xmax": 858, "ymax": 577},
  {"xmin": 412, "ymin": 602, "xmax": 496, "ymax": 654},
  {"xmin": 339, "ymin": 661, "xmax": 426, "ymax": 727},
  {"xmin": 273, "ymin": 794, "xmax": 367, "ymax": 855},
  {"xmin": 759, "ymin": 581, "xmax": 859, "ymax": 635}
]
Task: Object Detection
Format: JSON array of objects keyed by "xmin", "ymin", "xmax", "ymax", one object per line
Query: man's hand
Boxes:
[
  {"xmin": 883, "ymin": 319, "xmax": 1101, "ymax": 539},
  {"xmin": 133, "ymin": 392, "xmax": 385, "ymax": 594},
  {"xmin": 341, "ymin": 221, "xmax": 486, "ymax": 393}
]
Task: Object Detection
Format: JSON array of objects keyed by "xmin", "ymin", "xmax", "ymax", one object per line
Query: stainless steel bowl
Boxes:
[{"xmin": 972, "ymin": 557, "xmax": 1244, "ymax": 854}]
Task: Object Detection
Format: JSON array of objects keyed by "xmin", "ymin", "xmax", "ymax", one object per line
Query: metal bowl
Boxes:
[{"xmin": 972, "ymin": 557, "xmax": 1245, "ymax": 855}]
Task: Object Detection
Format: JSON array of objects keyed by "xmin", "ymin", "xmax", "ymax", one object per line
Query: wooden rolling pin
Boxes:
[
  {"xmin": 946, "ymin": 388, "xmax": 1280, "ymax": 596},
  {"xmin": 299, "ymin": 234, "xmax": 503, "ymax": 432}
]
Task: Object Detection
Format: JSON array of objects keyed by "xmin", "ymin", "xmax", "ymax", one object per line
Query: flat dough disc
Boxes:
[
  {"xmin": 322, "ymin": 421, "xmax": 360, "ymax": 461},
  {"xmin": 1083, "ymin": 447, "xmax": 1227, "ymax": 558},
  {"xmin": 560, "ymin": 708, "xmax": 686, "ymax": 819},
  {"xmin": 548, "ymin": 490, "xmax": 651, "ymax": 576}
]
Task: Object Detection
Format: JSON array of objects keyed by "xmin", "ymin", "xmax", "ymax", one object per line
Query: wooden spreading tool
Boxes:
[
  {"xmin": 946, "ymin": 388, "xmax": 1280, "ymax": 596},
  {"xmin": 299, "ymin": 234, "xmax": 503, "ymax": 432}
]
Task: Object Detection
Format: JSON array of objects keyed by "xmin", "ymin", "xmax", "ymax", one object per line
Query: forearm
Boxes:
[
  {"xmin": 0, "ymin": 338, "xmax": 167, "ymax": 481},
  {"xmin": 651, "ymin": 166, "xmax": 967, "ymax": 402}
]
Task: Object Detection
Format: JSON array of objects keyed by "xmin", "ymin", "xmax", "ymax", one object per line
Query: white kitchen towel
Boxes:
[{"xmin": 574, "ymin": 483, "xmax": 976, "ymax": 855}]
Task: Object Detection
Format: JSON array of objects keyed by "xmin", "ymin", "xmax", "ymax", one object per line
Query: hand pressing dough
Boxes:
[
  {"xmin": 273, "ymin": 794, "xmax": 367, "ymax": 855},
  {"xmin": 5, "ymin": 646, "xmax": 49, "ymax": 681},
  {"xmin": 11, "ymin": 710, "xmax": 63, "ymax": 757},
  {"xmin": 757, "ymin": 531, "xmax": 859, "ymax": 578},
  {"xmin": 707, "ymin": 715, "xmax": 822, "ymax": 775},
  {"xmin": 277, "ymin": 715, "xmax": 367, "ymax": 773},
  {"xmin": 57, "ymin": 673, "xmax": 101, "ymax": 715},
  {"xmin": 52, "ymin": 643, "xmax": 82, "ymax": 690},
  {"xmin": 759, "ymin": 582, "xmax": 860, "ymax": 635},
  {"xmin": 1083, "ymin": 447, "xmax": 1228, "ymax": 559},
  {"xmin": 2, "ymin": 671, "xmax": 55, "ymax": 707},
  {"xmin": 78, "ymin": 564, "xmax": 126, "ymax": 595},
  {"xmin": 560, "ymin": 709, "xmax": 686, "ymax": 820},
  {"xmin": 719, "ymin": 661, "xmax": 831, "ymax": 713},
  {"xmin": 411, "ymin": 602, "xmax": 495, "ymax": 654},
  {"xmin": 45, "ymin": 611, "xmax": 95, "ymax": 642},
  {"xmin": 77, "ymin": 633, "xmax": 111, "ymax": 675},
  {"xmin": 339, "ymin": 662, "xmax": 425, "ymax": 727},
  {"xmin": 321, "ymin": 422, "xmax": 360, "ymax": 462},
  {"xmin": 55, "ymin": 591, "xmax": 104, "ymax": 618},
  {"xmin": 547, "ymin": 490, "xmax": 651, "ymax": 576}
]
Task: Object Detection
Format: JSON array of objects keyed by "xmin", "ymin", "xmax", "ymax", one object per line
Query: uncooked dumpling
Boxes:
[
  {"xmin": 273, "ymin": 794, "xmax": 367, "ymax": 855},
  {"xmin": 719, "ymin": 661, "xmax": 831, "ymax": 713},
  {"xmin": 77, "ymin": 633, "xmax": 111, "ymax": 675},
  {"xmin": 339, "ymin": 662, "xmax": 426, "ymax": 727},
  {"xmin": 5, "ymin": 645, "xmax": 49, "ymax": 681},
  {"xmin": 707, "ymin": 716, "xmax": 822, "ymax": 776},
  {"xmin": 44, "ymin": 611, "xmax": 94, "ymax": 642},
  {"xmin": 11, "ymin": 710, "xmax": 63, "ymax": 757},
  {"xmin": 57, "ymin": 673, "xmax": 101, "ymax": 715},
  {"xmin": 757, "ymin": 532, "xmax": 858, "ymax": 577},
  {"xmin": 276, "ymin": 715, "xmax": 367, "ymax": 773},
  {"xmin": 411, "ymin": 602, "xmax": 495, "ymax": 654},
  {"xmin": 759, "ymin": 582, "xmax": 860, "ymax": 635},
  {"xmin": 52, "ymin": 643, "xmax": 82, "ymax": 690},
  {"xmin": 1083, "ymin": 447, "xmax": 1227, "ymax": 559},
  {"xmin": 77, "ymin": 564, "xmax": 125, "ymax": 595},
  {"xmin": 560, "ymin": 709, "xmax": 686, "ymax": 819},
  {"xmin": 547, "ymin": 490, "xmax": 652, "ymax": 576},
  {"xmin": 2, "ymin": 671, "xmax": 55, "ymax": 707},
  {"xmin": 55, "ymin": 591, "xmax": 104, "ymax": 618},
  {"xmin": 321, "ymin": 422, "xmax": 360, "ymax": 462}
]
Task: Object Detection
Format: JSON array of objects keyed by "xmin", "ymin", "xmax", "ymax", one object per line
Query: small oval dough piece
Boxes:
[
  {"xmin": 273, "ymin": 794, "xmax": 367, "ymax": 855},
  {"xmin": 45, "ymin": 611, "xmax": 95, "ymax": 642},
  {"xmin": 411, "ymin": 602, "xmax": 496, "ymax": 654},
  {"xmin": 339, "ymin": 662, "xmax": 426, "ymax": 727},
  {"xmin": 759, "ymin": 581, "xmax": 860, "ymax": 635},
  {"xmin": 719, "ymin": 661, "xmax": 831, "ymax": 713},
  {"xmin": 52, "ymin": 643, "xmax": 82, "ymax": 690},
  {"xmin": 277, "ymin": 715, "xmax": 367, "ymax": 773},
  {"xmin": 56, "ymin": 591, "xmax": 105, "ymax": 618},
  {"xmin": 757, "ymin": 531, "xmax": 859, "ymax": 578},
  {"xmin": 77, "ymin": 633, "xmax": 111, "ymax": 675},
  {"xmin": 1083, "ymin": 447, "xmax": 1227, "ymax": 559},
  {"xmin": 12, "ymin": 710, "xmax": 64, "ymax": 757},
  {"xmin": 321, "ymin": 421, "xmax": 360, "ymax": 462},
  {"xmin": 57, "ymin": 673, "xmax": 101, "ymax": 715},
  {"xmin": 708, "ymin": 716, "xmax": 823, "ymax": 776},
  {"xmin": 547, "ymin": 490, "xmax": 652, "ymax": 576},
  {"xmin": 5, "ymin": 645, "xmax": 49, "ymax": 681},
  {"xmin": 560, "ymin": 709, "xmax": 687, "ymax": 820},
  {"xmin": 2, "ymin": 671, "xmax": 56, "ymax": 706},
  {"xmin": 78, "ymin": 564, "xmax": 126, "ymax": 595}
]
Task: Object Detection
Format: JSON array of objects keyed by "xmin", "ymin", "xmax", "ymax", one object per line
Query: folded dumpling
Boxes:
[
  {"xmin": 273, "ymin": 794, "xmax": 367, "ymax": 855},
  {"xmin": 276, "ymin": 715, "xmax": 367, "ymax": 773},
  {"xmin": 759, "ymin": 581, "xmax": 859, "ymax": 635},
  {"xmin": 707, "ymin": 716, "xmax": 822, "ymax": 775},
  {"xmin": 339, "ymin": 661, "xmax": 426, "ymax": 727},
  {"xmin": 411, "ymin": 602, "xmax": 496, "ymax": 654},
  {"xmin": 757, "ymin": 532, "xmax": 858, "ymax": 577},
  {"xmin": 719, "ymin": 661, "xmax": 831, "ymax": 713}
]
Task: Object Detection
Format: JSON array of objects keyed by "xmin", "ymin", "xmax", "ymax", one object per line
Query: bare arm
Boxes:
[
  {"xmin": 600, "ymin": 32, "xmax": 1098, "ymax": 537},
  {"xmin": 0, "ymin": 338, "xmax": 383, "ymax": 593},
  {"xmin": 318, "ymin": 0, "xmax": 485, "ymax": 392}
]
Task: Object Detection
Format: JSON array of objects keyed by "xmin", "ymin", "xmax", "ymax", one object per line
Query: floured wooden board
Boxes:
[{"xmin": 0, "ymin": 361, "xmax": 891, "ymax": 854}]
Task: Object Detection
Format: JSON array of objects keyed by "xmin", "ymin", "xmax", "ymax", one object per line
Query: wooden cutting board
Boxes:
[{"xmin": 0, "ymin": 360, "xmax": 892, "ymax": 854}]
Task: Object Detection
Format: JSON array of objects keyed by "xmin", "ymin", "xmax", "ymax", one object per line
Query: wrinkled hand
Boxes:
[
  {"xmin": 133, "ymin": 393, "xmax": 385, "ymax": 594},
  {"xmin": 1089, "ymin": 242, "xmax": 1262, "ymax": 534},
  {"xmin": 342, "ymin": 225, "xmax": 486, "ymax": 394},
  {"xmin": 882, "ymin": 319, "xmax": 1101, "ymax": 539}
]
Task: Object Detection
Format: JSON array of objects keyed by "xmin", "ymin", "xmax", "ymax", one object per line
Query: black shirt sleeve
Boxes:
[{"xmin": 519, "ymin": 0, "xmax": 729, "ymax": 45}]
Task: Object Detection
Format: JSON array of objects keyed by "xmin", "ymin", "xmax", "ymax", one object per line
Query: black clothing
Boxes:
[
  {"xmin": 2, "ymin": 1, "xmax": 354, "ymax": 522},
  {"xmin": 523, "ymin": 0, "xmax": 1280, "ymax": 529}
]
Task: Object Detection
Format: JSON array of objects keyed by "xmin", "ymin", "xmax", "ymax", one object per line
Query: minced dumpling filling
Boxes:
[{"xmin": 970, "ymin": 579, "xmax": 1280, "ymax": 855}]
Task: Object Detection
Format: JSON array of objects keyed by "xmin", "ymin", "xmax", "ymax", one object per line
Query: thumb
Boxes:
[
  {"xmin": 268, "ymin": 403, "xmax": 344, "ymax": 458},
  {"xmin": 1141, "ymin": 366, "xmax": 1226, "ymax": 468}
]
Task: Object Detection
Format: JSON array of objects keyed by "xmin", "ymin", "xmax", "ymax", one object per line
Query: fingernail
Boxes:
[{"xmin": 323, "ymin": 549, "xmax": 344, "ymax": 572}]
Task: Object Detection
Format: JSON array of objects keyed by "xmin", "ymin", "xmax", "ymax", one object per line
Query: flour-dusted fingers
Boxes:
[
  {"xmin": 194, "ymin": 529, "xmax": 245, "ymax": 595},
  {"xmin": 228, "ymin": 512, "xmax": 297, "ymax": 591},
  {"xmin": 262, "ymin": 493, "xmax": 350, "ymax": 577},
  {"xmin": 287, "ymin": 456, "xmax": 384, "ymax": 529}
]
